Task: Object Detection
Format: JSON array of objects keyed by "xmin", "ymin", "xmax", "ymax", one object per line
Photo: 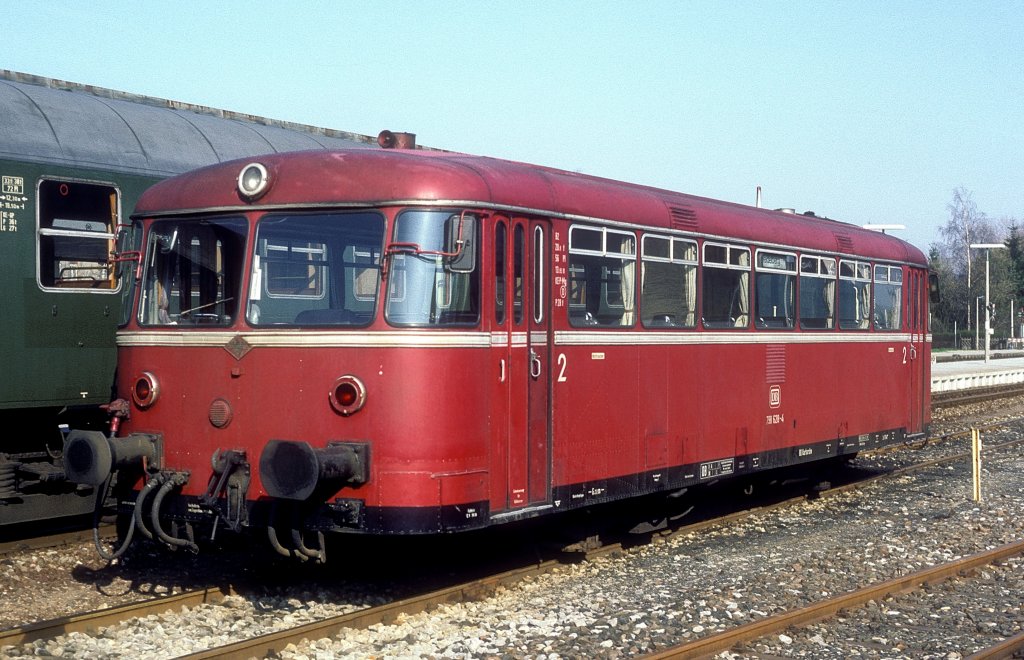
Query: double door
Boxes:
[
  {"xmin": 492, "ymin": 217, "xmax": 551, "ymax": 510},
  {"xmin": 907, "ymin": 269, "xmax": 928, "ymax": 434}
]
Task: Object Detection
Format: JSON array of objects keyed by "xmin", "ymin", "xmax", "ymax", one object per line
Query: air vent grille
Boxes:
[
  {"xmin": 668, "ymin": 205, "xmax": 698, "ymax": 231},
  {"xmin": 766, "ymin": 344, "xmax": 786, "ymax": 384},
  {"xmin": 834, "ymin": 232, "xmax": 854, "ymax": 253}
]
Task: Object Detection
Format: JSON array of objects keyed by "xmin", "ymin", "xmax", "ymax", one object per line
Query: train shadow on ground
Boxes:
[{"xmin": 62, "ymin": 459, "xmax": 873, "ymax": 608}]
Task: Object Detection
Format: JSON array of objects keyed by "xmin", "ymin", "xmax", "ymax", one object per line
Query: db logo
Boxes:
[{"xmin": 769, "ymin": 385, "xmax": 782, "ymax": 409}]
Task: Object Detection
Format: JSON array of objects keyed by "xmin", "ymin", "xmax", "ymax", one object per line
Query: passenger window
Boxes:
[
  {"xmin": 799, "ymin": 256, "xmax": 837, "ymax": 329},
  {"xmin": 37, "ymin": 179, "xmax": 119, "ymax": 290},
  {"xmin": 641, "ymin": 235, "xmax": 697, "ymax": 328},
  {"xmin": 533, "ymin": 226, "xmax": 544, "ymax": 323},
  {"xmin": 513, "ymin": 224, "xmax": 524, "ymax": 324},
  {"xmin": 495, "ymin": 222, "xmax": 506, "ymax": 324},
  {"xmin": 568, "ymin": 225, "xmax": 636, "ymax": 327},
  {"xmin": 873, "ymin": 265, "xmax": 903, "ymax": 330},
  {"xmin": 702, "ymin": 242, "xmax": 750, "ymax": 328},
  {"xmin": 754, "ymin": 251, "xmax": 796, "ymax": 329},
  {"xmin": 839, "ymin": 259, "xmax": 872, "ymax": 330}
]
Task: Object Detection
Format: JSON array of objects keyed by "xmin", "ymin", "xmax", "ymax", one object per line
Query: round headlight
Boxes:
[
  {"xmin": 131, "ymin": 372, "xmax": 160, "ymax": 409},
  {"xmin": 237, "ymin": 162, "xmax": 270, "ymax": 201},
  {"xmin": 329, "ymin": 375, "xmax": 366, "ymax": 416}
]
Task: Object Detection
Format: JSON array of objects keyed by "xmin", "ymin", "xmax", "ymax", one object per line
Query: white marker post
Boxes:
[{"xmin": 971, "ymin": 428, "xmax": 982, "ymax": 502}]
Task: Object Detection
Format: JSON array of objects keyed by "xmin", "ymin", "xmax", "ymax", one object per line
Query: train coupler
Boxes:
[
  {"xmin": 258, "ymin": 439, "xmax": 369, "ymax": 501},
  {"xmin": 202, "ymin": 449, "xmax": 251, "ymax": 533},
  {"xmin": 64, "ymin": 430, "xmax": 162, "ymax": 486}
]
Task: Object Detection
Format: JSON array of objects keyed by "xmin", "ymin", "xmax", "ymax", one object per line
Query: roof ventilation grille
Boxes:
[
  {"xmin": 834, "ymin": 232, "xmax": 854, "ymax": 253},
  {"xmin": 668, "ymin": 205, "xmax": 698, "ymax": 231}
]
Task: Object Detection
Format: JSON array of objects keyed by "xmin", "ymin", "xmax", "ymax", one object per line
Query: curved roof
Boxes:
[
  {"xmin": 0, "ymin": 70, "xmax": 378, "ymax": 178},
  {"xmin": 137, "ymin": 149, "xmax": 928, "ymax": 266}
]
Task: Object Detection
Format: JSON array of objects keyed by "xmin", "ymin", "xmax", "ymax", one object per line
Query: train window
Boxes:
[
  {"xmin": 838, "ymin": 259, "xmax": 872, "ymax": 330},
  {"xmin": 755, "ymin": 250, "xmax": 796, "ymax": 329},
  {"xmin": 495, "ymin": 222, "xmax": 506, "ymax": 324},
  {"xmin": 264, "ymin": 240, "xmax": 327, "ymax": 298},
  {"xmin": 567, "ymin": 225, "xmax": 636, "ymax": 327},
  {"xmin": 37, "ymin": 179, "xmax": 119, "ymax": 291},
  {"xmin": 873, "ymin": 265, "xmax": 903, "ymax": 331},
  {"xmin": 386, "ymin": 209, "xmax": 480, "ymax": 326},
  {"xmin": 701, "ymin": 242, "xmax": 750, "ymax": 329},
  {"xmin": 514, "ymin": 224, "xmax": 524, "ymax": 324},
  {"xmin": 799, "ymin": 256, "xmax": 836, "ymax": 330},
  {"xmin": 533, "ymin": 226, "xmax": 544, "ymax": 323},
  {"xmin": 247, "ymin": 212, "xmax": 384, "ymax": 326},
  {"xmin": 139, "ymin": 217, "xmax": 247, "ymax": 326},
  {"xmin": 640, "ymin": 235, "xmax": 697, "ymax": 328}
]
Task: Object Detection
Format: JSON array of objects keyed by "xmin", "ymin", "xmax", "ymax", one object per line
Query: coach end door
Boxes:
[
  {"xmin": 908, "ymin": 269, "xmax": 927, "ymax": 435},
  {"xmin": 499, "ymin": 218, "xmax": 552, "ymax": 510}
]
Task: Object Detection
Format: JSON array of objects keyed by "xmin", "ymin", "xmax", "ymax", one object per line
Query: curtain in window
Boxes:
[
  {"xmin": 684, "ymin": 264, "xmax": 697, "ymax": 326},
  {"xmin": 824, "ymin": 279, "xmax": 835, "ymax": 329},
  {"xmin": 620, "ymin": 259, "xmax": 635, "ymax": 325},
  {"xmin": 736, "ymin": 251, "xmax": 750, "ymax": 327}
]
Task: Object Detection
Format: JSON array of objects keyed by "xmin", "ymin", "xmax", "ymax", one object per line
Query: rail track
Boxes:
[
  {"xmin": 0, "ymin": 525, "xmax": 110, "ymax": 559},
  {"xmin": 644, "ymin": 540, "xmax": 1024, "ymax": 659},
  {"xmin": 3, "ymin": 415, "xmax": 1023, "ymax": 658},
  {"xmin": 931, "ymin": 383, "xmax": 1024, "ymax": 409}
]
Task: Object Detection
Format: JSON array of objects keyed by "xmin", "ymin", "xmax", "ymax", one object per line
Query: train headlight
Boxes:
[
  {"xmin": 131, "ymin": 372, "xmax": 160, "ymax": 409},
  {"xmin": 329, "ymin": 375, "xmax": 366, "ymax": 416},
  {"xmin": 237, "ymin": 162, "xmax": 270, "ymax": 201}
]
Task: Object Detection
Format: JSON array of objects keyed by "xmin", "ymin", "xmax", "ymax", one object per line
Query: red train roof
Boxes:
[{"xmin": 135, "ymin": 149, "xmax": 927, "ymax": 266}]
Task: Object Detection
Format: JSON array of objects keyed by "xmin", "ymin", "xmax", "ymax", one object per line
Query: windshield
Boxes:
[
  {"xmin": 246, "ymin": 212, "xmax": 385, "ymax": 326},
  {"xmin": 138, "ymin": 217, "xmax": 248, "ymax": 326},
  {"xmin": 385, "ymin": 209, "xmax": 479, "ymax": 326}
]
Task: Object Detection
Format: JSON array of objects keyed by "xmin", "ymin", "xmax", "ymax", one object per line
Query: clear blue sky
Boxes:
[{"xmin": 3, "ymin": 1, "xmax": 1022, "ymax": 254}]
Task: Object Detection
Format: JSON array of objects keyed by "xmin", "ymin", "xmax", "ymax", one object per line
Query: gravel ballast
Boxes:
[{"xmin": 2, "ymin": 400, "xmax": 1023, "ymax": 658}]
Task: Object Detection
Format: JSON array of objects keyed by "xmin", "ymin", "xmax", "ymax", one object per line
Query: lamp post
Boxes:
[
  {"xmin": 970, "ymin": 243, "xmax": 1007, "ymax": 363},
  {"xmin": 976, "ymin": 296, "xmax": 983, "ymax": 351}
]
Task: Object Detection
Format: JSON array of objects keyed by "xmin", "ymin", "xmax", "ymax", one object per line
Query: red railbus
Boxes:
[{"xmin": 67, "ymin": 142, "xmax": 933, "ymax": 561}]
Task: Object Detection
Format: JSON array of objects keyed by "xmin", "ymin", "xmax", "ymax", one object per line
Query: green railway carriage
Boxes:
[{"xmin": 0, "ymin": 70, "xmax": 379, "ymax": 526}]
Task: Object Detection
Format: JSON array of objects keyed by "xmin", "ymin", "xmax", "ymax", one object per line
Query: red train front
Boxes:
[{"xmin": 66, "ymin": 144, "xmax": 933, "ymax": 561}]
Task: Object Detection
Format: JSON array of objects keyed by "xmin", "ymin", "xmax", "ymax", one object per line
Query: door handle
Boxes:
[{"xmin": 530, "ymin": 350, "xmax": 542, "ymax": 378}]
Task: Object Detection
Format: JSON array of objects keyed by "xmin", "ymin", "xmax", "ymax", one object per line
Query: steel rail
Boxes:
[
  {"xmin": 967, "ymin": 629, "xmax": 1024, "ymax": 659},
  {"xmin": 0, "ymin": 586, "xmax": 233, "ymax": 647},
  {"xmin": 185, "ymin": 429, "xmax": 1024, "ymax": 658},
  {"xmin": 643, "ymin": 539, "xmax": 1024, "ymax": 659},
  {"xmin": 0, "ymin": 525, "xmax": 111, "ymax": 559},
  {"xmin": 179, "ymin": 560, "xmax": 562, "ymax": 660},
  {"xmin": 932, "ymin": 383, "xmax": 1024, "ymax": 409},
  {"xmin": 3, "ymin": 420, "xmax": 1021, "ymax": 655}
]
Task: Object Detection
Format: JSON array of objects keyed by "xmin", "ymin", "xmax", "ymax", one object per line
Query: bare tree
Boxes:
[{"xmin": 937, "ymin": 187, "xmax": 1000, "ymax": 331}]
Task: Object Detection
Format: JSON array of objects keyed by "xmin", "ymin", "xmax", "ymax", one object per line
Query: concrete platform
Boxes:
[{"xmin": 931, "ymin": 351, "xmax": 1024, "ymax": 392}]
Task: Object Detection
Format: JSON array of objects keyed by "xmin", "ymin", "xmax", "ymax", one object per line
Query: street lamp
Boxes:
[{"xmin": 970, "ymin": 243, "xmax": 1007, "ymax": 363}]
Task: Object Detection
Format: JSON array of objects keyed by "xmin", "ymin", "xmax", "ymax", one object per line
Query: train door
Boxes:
[
  {"xmin": 504, "ymin": 218, "xmax": 552, "ymax": 508},
  {"xmin": 907, "ymin": 269, "xmax": 927, "ymax": 434}
]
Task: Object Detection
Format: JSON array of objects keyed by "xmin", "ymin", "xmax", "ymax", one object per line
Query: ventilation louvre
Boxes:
[
  {"xmin": 834, "ymin": 232, "xmax": 854, "ymax": 253},
  {"xmin": 668, "ymin": 205, "xmax": 698, "ymax": 231},
  {"xmin": 766, "ymin": 344, "xmax": 786, "ymax": 384}
]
